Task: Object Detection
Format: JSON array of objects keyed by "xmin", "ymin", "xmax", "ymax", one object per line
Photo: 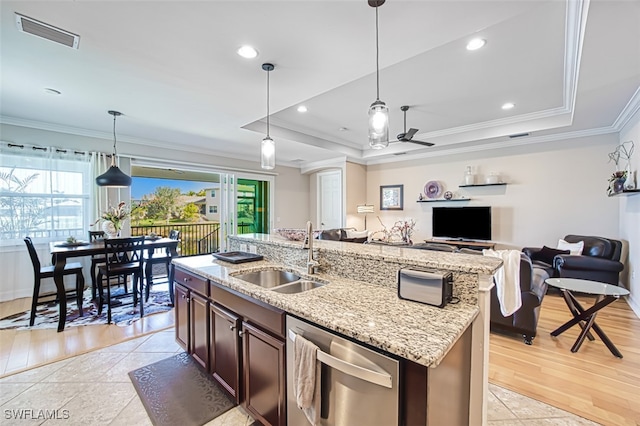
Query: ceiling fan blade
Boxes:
[
  {"xmin": 409, "ymin": 140, "xmax": 435, "ymax": 147},
  {"xmin": 404, "ymin": 128, "xmax": 419, "ymax": 140}
]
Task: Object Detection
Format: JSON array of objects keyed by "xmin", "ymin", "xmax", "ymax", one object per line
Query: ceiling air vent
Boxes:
[{"xmin": 15, "ymin": 13, "xmax": 80, "ymax": 49}]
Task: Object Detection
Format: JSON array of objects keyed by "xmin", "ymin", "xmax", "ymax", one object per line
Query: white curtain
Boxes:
[
  {"xmin": 91, "ymin": 151, "xmax": 110, "ymax": 229},
  {"xmin": 90, "ymin": 152, "xmax": 131, "ymax": 236},
  {"xmin": 0, "ymin": 142, "xmax": 91, "ymax": 245}
]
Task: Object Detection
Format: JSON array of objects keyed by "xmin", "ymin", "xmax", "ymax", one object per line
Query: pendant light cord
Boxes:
[
  {"xmin": 375, "ymin": 4, "xmax": 380, "ymax": 101},
  {"xmin": 112, "ymin": 114, "xmax": 118, "ymax": 157},
  {"xmin": 110, "ymin": 113, "xmax": 118, "ymax": 166},
  {"xmin": 266, "ymin": 69, "xmax": 270, "ymax": 138}
]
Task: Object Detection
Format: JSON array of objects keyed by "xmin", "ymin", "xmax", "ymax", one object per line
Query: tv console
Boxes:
[{"xmin": 426, "ymin": 239, "xmax": 495, "ymax": 251}]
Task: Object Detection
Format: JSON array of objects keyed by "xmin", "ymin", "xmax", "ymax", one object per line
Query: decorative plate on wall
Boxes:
[{"xmin": 424, "ymin": 181, "xmax": 443, "ymax": 199}]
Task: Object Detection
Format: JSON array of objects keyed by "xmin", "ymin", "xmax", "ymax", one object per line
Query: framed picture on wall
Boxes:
[{"xmin": 380, "ymin": 184, "xmax": 404, "ymax": 210}]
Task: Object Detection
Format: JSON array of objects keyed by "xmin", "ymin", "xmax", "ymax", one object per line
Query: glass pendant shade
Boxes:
[
  {"xmin": 368, "ymin": 0, "xmax": 389, "ymax": 150},
  {"xmin": 261, "ymin": 63, "xmax": 276, "ymax": 170},
  {"xmin": 261, "ymin": 136, "xmax": 275, "ymax": 170},
  {"xmin": 96, "ymin": 110, "xmax": 131, "ymax": 187},
  {"xmin": 368, "ymin": 100, "xmax": 389, "ymax": 149}
]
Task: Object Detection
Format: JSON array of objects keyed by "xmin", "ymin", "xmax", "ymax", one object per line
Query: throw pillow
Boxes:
[
  {"xmin": 346, "ymin": 229, "xmax": 369, "ymax": 239},
  {"xmin": 557, "ymin": 239, "xmax": 584, "ymax": 255},
  {"xmin": 345, "ymin": 229, "xmax": 369, "ymax": 243},
  {"xmin": 531, "ymin": 246, "xmax": 570, "ymax": 265}
]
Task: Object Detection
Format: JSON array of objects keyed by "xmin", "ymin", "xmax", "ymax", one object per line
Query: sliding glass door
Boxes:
[{"xmin": 219, "ymin": 173, "xmax": 273, "ymax": 251}]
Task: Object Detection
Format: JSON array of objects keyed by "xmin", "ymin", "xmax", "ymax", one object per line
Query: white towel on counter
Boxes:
[
  {"xmin": 483, "ymin": 249, "xmax": 522, "ymax": 316},
  {"xmin": 293, "ymin": 334, "xmax": 321, "ymax": 425}
]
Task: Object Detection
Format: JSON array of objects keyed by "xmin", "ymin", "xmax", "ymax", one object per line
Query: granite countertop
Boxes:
[
  {"xmin": 173, "ymin": 254, "xmax": 481, "ymax": 368},
  {"xmin": 233, "ymin": 233, "xmax": 501, "ymax": 275}
]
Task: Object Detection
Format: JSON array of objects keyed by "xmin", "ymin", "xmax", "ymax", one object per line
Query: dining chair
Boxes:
[
  {"xmin": 96, "ymin": 236, "xmax": 145, "ymax": 324},
  {"xmin": 144, "ymin": 229, "xmax": 181, "ymax": 301},
  {"xmin": 24, "ymin": 236, "xmax": 85, "ymax": 327},
  {"xmin": 89, "ymin": 230, "xmax": 129, "ymax": 299}
]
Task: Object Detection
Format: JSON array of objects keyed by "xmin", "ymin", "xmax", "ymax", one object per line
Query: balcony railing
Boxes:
[{"xmin": 131, "ymin": 222, "xmax": 220, "ymax": 256}]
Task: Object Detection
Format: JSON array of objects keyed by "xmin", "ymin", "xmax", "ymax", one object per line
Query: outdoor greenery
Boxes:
[
  {"xmin": 132, "ymin": 186, "xmax": 203, "ymax": 225},
  {"xmin": 0, "ymin": 168, "xmax": 46, "ymax": 237}
]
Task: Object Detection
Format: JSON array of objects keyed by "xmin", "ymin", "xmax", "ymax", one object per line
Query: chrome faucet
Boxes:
[{"xmin": 303, "ymin": 221, "xmax": 319, "ymax": 274}]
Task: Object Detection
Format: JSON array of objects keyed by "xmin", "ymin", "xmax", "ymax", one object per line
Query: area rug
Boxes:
[
  {"xmin": 0, "ymin": 282, "xmax": 173, "ymax": 330},
  {"xmin": 129, "ymin": 352, "xmax": 236, "ymax": 426}
]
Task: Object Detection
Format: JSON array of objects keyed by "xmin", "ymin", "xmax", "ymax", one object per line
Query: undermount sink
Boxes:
[
  {"xmin": 271, "ymin": 280, "xmax": 326, "ymax": 294},
  {"xmin": 233, "ymin": 269, "xmax": 301, "ymax": 289}
]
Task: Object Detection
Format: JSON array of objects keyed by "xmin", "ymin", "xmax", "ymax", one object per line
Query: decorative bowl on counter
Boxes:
[{"xmin": 274, "ymin": 228, "xmax": 321, "ymax": 241}]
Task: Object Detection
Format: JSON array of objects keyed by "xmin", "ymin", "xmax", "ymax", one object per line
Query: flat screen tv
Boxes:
[{"xmin": 432, "ymin": 206, "xmax": 492, "ymax": 241}]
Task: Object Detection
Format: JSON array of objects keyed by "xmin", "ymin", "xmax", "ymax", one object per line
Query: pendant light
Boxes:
[
  {"xmin": 368, "ymin": 0, "xmax": 389, "ymax": 149},
  {"xmin": 261, "ymin": 63, "xmax": 276, "ymax": 170},
  {"xmin": 96, "ymin": 110, "xmax": 132, "ymax": 187}
]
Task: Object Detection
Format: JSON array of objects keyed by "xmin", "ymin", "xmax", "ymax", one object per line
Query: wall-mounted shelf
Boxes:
[
  {"xmin": 608, "ymin": 189, "xmax": 640, "ymax": 197},
  {"xmin": 417, "ymin": 198, "xmax": 471, "ymax": 203},
  {"xmin": 459, "ymin": 182, "xmax": 508, "ymax": 188}
]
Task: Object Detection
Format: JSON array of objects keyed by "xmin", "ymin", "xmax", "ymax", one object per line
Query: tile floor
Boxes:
[{"xmin": 0, "ymin": 329, "xmax": 599, "ymax": 426}]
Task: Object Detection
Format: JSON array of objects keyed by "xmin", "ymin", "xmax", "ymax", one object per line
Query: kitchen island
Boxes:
[{"xmin": 172, "ymin": 234, "xmax": 501, "ymax": 425}]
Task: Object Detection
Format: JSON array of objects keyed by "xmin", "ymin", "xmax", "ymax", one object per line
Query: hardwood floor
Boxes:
[
  {"xmin": 1, "ymin": 289, "xmax": 638, "ymax": 425},
  {"xmin": 490, "ymin": 291, "xmax": 640, "ymax": 426},
  {"xmin": 0, "ymin": 296, "xmax": 174, "ymax": 377}
]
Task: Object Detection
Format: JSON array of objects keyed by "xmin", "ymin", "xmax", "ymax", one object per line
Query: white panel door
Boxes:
[{"xmin": 317, "ymin": 170, "xmax": 342, "ymax": 229}]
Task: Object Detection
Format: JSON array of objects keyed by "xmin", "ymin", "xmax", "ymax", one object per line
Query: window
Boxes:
[
  {"xmin": 0, "ymin": 143, "xmax": 92, "ymax": 245},
  {"xmin": 209, "ymin": 205, "xmax": 218, "ymax": 214},
  {"xmin": 211, "ymin": 189, "xmax": 216, "ymax": 197}
]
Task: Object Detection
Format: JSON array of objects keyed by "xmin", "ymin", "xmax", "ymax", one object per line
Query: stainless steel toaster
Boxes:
[{"xmin": 397, "ymin": 268, "xmax": 453, "ymax": 308}]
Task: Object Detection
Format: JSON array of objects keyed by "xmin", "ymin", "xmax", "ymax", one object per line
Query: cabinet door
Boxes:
[
  {"xmin": 242, "ymin": 321, "xmax": 286, "ymax": 426},
  {"xmin": 190, "ymin": 292, "xmax": 209, "ymax": 370},
  {"xmin": 174, "ymin": 283, "xmax": 189, "ymax": 351},
  {"xmin": 210, "ymin": 304, "xmax": 241, "ymax": 403}
]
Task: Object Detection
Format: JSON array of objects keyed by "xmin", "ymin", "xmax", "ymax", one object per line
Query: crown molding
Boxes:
[
  {"xmin": 564, "ymin": 0, "xmax": 590, "ymax": 119},
  {"xmin": 0, "ymin": 115, "xmax": 264, "ymax": 166},
  {"xmin": 364, "ymin": 126, "xmax": 618, "ymax": 166},
  {"xmin": 612, "ymin": 86, "xmax": 640, "ymax": 131}
]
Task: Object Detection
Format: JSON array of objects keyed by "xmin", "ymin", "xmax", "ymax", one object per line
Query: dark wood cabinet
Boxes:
[
  {"xmin": 175, "ymin": 268, "xmax": 286, "ymax": 426},
  {"xmin": 174, "ymin": 282, "xmax": 189, "ymax": 351},
  {"xmin": 210, "ymin": 303, "xmax": 241, "ymax": 403},
  {"xmin": 190, "ymin": 292, "xmax": 209, "ymax": 369},
  {"xmin": 174, "ymin": 269, "xmax": 209, "ymax": 370},
  {"xmin": 243, "ymin": 321, "xmax": 286, "ymax": 426}
]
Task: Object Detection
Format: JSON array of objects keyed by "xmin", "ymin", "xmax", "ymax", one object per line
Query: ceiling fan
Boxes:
[{"xmin": 394, "ymin": 106, "xmax": 434, "ymax": 147}]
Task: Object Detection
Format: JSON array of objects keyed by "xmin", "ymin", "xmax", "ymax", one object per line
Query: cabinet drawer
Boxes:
[
  {"xmin": 211, "ymin": 281, "xmax": 285, "ymax": 338},
  {"xmin": 174, "ymin": 268, "xmax": 209, "ymax": 296}
]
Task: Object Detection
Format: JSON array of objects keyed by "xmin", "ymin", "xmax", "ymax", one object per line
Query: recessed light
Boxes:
[
  {"xmin": 339, "ymin": 127, "xmax": 348, "ymax": 132},
  {"xmin": 297, "ymin": 105, "xmax": 307, "ymax": 113},
  {"xmin": 237, "ymin": 45, "xmax": 258, "ymax": 59},
  {"xmin": 44, "ymin": 88, "xmax": 61, "ymax": 95},
  {"xmin": 466, "ymin": 38, "xmax": 486, "ymax": 51},
  {"xmin": 501, "ymin": 102, "xmax": 515, "ymax": 110}
]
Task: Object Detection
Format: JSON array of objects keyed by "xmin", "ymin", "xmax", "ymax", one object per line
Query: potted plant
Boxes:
[
  {"xmin": 607, "ymin": 140, "xmax": 635, "ymax": 194},
  {"xmin": 94, "ymin": 202, "xmax": 130, "ymax": 238}
]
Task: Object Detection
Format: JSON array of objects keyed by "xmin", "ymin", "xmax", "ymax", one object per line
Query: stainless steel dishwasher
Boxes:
[{"xmin": 286, "ymin": 315, "xmax": 400, "ymax": 426}]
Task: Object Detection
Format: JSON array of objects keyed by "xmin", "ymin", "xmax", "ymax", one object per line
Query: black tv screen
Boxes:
[{"xmin": 432, "ymin": 206, "xmax": 492, "ymax": 241}]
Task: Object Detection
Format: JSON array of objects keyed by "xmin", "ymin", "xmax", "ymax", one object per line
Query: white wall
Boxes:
[
  {"xmin": 345, "ymin": 162, "xmax": 367, "ymax": 231},
  {"xmin": 367, "ymin": 134, "xmax": 621, "ymax": 250},
  {"xmin": 619, "ymin": 110, "xmax": 640, "ymax": 316},
  {"xmin": 0, "ymin": 124, "xmax": 310, "ymax": 301}
]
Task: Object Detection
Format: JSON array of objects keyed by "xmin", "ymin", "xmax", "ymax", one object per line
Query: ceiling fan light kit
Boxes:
[
  {"xmin": 95, "ymin": 110, "xmax": 132, "ymax": 187},
  {"xmin": 261, "ymin": 62, "xmax": 276, "ymax": 170},
  {"xmin": 368, "ymin": 0, "xmax": 389, "ymax": 150}
]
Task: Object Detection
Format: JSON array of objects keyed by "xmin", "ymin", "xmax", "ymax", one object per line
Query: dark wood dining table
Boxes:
[{"xmin": 49, "ymin": 237, "xmax": 179, "ymax": 332}]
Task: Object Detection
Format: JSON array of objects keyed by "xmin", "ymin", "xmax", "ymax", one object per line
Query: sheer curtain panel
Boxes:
[{"xmin": 0, "ymin": 142, "xmax": 91, "ymax": 246}]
